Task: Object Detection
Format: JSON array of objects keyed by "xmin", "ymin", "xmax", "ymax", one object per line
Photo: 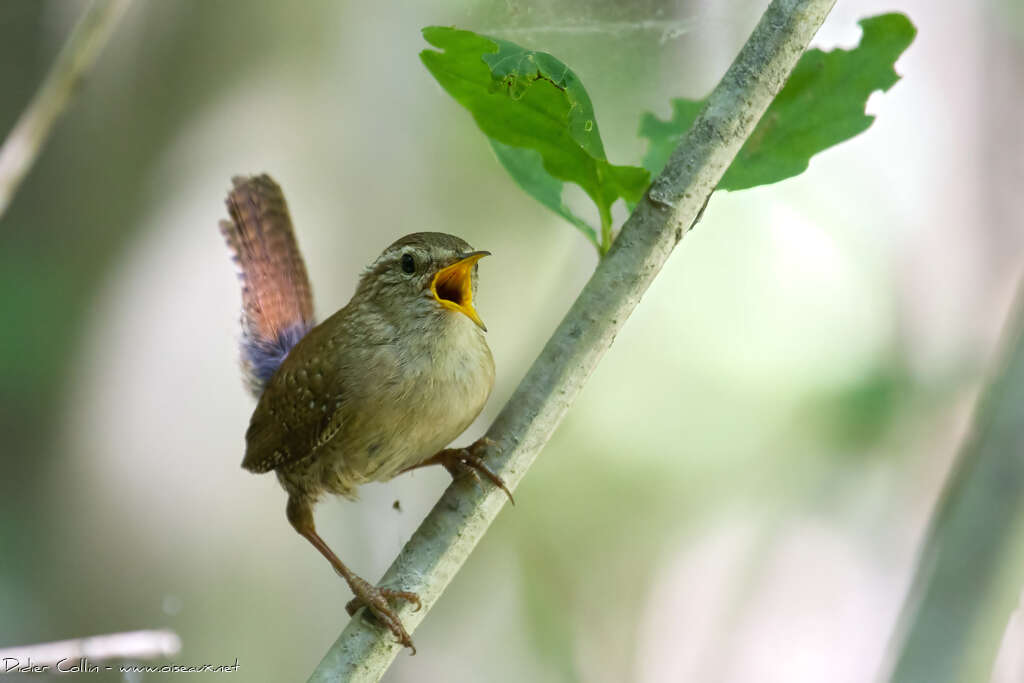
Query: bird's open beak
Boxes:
[{"xmin": 432, "ymin": 251, "xmax": 490, "ymax": 331}]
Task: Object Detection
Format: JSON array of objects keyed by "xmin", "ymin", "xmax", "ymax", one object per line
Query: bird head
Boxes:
[{"xmin": 356, "ymin": 232, "xmax": 490, "ymax": 331}]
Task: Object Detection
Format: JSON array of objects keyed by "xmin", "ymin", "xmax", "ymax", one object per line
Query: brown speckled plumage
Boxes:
[
  {"xmin": 221, "ymin": 175, "xmax": 499, "ymax": 651},
  {"xmin": 241, "ymin": 233, "xmax": 495, "ymax": 493}
]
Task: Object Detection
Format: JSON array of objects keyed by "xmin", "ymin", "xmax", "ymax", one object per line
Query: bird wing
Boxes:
[{"xmin": 240, "ymin": 315, "xmax": 346, "ymax": 474}]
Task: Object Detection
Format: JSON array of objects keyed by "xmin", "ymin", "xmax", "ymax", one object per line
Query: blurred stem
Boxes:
[
  {"xmin": 0, "ymin": 629, "xmax": 181, "ymax": 667},
  {"xmin": 0, "ymin": 0, "xmax": 132, "ymax": 220},
  {"xmin": 309, "ymin": 0, "xmax": 836, "ymax": 680},
  {"xmin": 883, "ymin": 278, "xmax": 1024, "ymax": 683}
]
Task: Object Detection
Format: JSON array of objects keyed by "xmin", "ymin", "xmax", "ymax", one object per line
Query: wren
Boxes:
[{"xmin": 220, "ymin": 174, "xmax": 509, "ymax": 651}]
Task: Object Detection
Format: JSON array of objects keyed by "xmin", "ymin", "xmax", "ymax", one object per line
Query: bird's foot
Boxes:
[
  {"xmin": 344, "ymin": 575, "xmax": 422, "ymax": 653},
  {"xmin": 438, "ymin": 438, "xmax": 514, "ymax": 504},
  {"xmin": 401, "ymin": 437, "xmax": 514, "ymax": 503}
]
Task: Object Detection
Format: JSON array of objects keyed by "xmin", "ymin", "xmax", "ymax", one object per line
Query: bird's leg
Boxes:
[
  {"xmin": 286, "ymin": 497, "xmax": 422, "ymax": 653},
  {"xmin": 402, "ymin": 437, "xmax": 514, "ymax": 504}
]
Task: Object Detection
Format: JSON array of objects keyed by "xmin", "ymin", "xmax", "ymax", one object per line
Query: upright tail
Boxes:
[{"xmin": 219, "ymin": 174, "xmax": 315, "ymax": 398}]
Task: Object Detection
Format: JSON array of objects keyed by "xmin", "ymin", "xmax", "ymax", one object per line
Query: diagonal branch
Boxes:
[
  {"xmin": 0, "ymin": 0, "xmax": 132, "ymax": 220},
  {"xmin": 310, "ymin": 0, "xmax": 836, "ymax": 679}
]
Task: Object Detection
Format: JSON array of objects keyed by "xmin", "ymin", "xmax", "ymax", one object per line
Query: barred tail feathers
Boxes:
[{"xmin": 220, "ymin": 174, "xmax": 315, "ymax": 397}]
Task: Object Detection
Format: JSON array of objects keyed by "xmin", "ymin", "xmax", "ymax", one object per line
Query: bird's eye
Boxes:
[{"xmin": 401, "ymin": 253, "xmax": 416, "ymax": 274}]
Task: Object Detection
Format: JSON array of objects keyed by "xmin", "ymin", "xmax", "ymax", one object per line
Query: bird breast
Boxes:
[{"xmin": 322, "ymin": 312, "xmax": 495, "ymax": 493}]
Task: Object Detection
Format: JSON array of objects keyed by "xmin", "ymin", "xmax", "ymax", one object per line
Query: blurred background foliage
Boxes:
[{"xmin": 1, "ymin": 1, "xmax": 1022, "ymax": 681}]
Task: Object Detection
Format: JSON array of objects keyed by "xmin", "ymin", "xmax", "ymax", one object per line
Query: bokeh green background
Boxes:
[{"xmin": 1, "ymin": 1, "xmax": 1022, "ymax": 681}]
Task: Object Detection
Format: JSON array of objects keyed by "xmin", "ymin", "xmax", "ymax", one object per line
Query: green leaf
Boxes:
[
  {"xmin": 639, "ymin": 12, "xmax": 917, "ymax": 191},
  {"xmin": 421, "ymin": 26, "xmax": 649, "ymax": 252}
]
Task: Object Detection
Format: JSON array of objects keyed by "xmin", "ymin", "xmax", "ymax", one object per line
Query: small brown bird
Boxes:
[{"xmin": 220, "ymin": 174, "xmax": 509, "ymax": 651}]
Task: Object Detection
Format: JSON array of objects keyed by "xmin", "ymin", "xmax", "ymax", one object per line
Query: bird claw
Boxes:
[
  {"xmin": 442, "ymin": 438, "xmax": 514, "ymax": 505},
  {"xmin": 345, "ymin": 581, "xmax": 422, "ymax": 654},
  {"xmin": 400, "ymin": 437, "xmax": 514, "ymax": 504}
]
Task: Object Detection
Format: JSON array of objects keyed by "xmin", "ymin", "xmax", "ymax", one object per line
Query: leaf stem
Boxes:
[
  {"xmin": 309, "ymin": 0, "xmax": 837, "ymax": 679},
  {"xmin": 598, "ymin": 202, "xmax": 613, "ymax": 256}
]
